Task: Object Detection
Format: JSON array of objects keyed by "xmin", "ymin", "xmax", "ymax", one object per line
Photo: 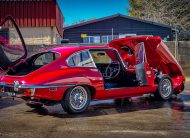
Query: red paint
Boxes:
[
  {"xmin": 0, "ymin": 42, "xmax": 185, "ymax": 101},
  {"xmin": 0, "ymin": 17, "xmax": 185, "ymax": 104},
  {"xmin": 109, "ymin": 36, "xmax": 185, "ymax": 81}
]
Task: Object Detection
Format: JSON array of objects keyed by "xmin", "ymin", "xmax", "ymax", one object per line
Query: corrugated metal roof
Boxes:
[
  {"xmin": 64, "ymin": 14, "xmax": 173, "ymax": 30},
  {"xmin": 0, "ymin": 0, "xmax": 64, "ymax": 37},
  {"xmin": 0, "ymin": 0, "xmax": 51, "ymax": 1}
]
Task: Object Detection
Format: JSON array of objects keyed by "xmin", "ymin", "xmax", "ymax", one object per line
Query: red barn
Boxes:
[{"xmin": 0, "ymin": 0, "xmax": 64, "ymax": 45}]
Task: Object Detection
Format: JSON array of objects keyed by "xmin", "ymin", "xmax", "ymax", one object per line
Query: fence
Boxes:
[
  {"xmin": 166, "ymin": 41, "xmax": 190, "ymax": 76},
  {"xmin": 26, "ymin": 41, "xmax": 190, "ymax": 76}
]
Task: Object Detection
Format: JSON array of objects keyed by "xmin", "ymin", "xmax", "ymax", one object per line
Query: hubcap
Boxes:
[
  {"xmin": 70, "ymin": 86, "xmax": 88, "ymax": 110},
  {"xmin": 160, "ymin": 79, "xmax": 172, "ymax": 98}
]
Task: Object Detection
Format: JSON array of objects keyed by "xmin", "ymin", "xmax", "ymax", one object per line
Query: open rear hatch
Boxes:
[{"xmin": 0, "ymin": 16, "xmax": 27, "ymax": 72}]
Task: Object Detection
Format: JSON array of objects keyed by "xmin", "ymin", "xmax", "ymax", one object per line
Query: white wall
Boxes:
[{"xmin": 19, "ymin": 27, "xmax": 62, "ymax": 45}]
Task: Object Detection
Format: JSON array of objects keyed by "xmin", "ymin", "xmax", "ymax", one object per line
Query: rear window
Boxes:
[{"xmin": 34, "ymin": 52, "xmax": 60, "ymax": 66}]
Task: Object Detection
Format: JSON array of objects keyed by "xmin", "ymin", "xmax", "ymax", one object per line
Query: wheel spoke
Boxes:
[
  {"xmin": 69, "ymin": 86, "xmax": 88, "ymax": 110},
  {"xmin": 160, "ymin": 79, "xmax": 172, "ymax": 98}
]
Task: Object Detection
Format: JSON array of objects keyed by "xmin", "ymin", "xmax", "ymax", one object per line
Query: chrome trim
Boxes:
[
  {"xmin": 114, "ymin": 49, "xmax": 127, "ymax": 69},
  {"xmin": 14, "ymin": 81, "xmax": 20, "ymax": 91},
  {"xmin": 31, "ymin": 88, "xmax": 36, "ymax": 96},
  {"xmin": 18, "ymin": 84, "xmax": 75, "ymax": 89},
  {"xmin": 0, "ymin": 82, "xmax": 75, "ymax": 89},
  {"xmin": 87, "ymin": 50, "xmax": 97, "ymax": 68}
]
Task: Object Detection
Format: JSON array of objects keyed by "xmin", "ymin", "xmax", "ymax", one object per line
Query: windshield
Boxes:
[
  {"xmin": 0, "ymin": 20, "xmax": 25, "ymax": 62},
  {"xmin": 90, "ymin": 49, "xmax": 119, "ymax": 64}
]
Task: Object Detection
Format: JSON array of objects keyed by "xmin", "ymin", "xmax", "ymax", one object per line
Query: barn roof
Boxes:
[
  {"xmin": 64, "ymin": 14, "xmax": 172, "ymax": 30},
  {"xmin": 0, "ymin": 0, "xmax": 64, "ymax": 37}
]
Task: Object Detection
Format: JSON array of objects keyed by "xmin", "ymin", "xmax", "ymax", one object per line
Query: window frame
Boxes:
[
  {"xmin": 32, "ymin": 51, "xmax": 61, "ymax": 67},
  {"xmin": 66, "ymin": 50, "xmax": 96, "ymax": 68}
]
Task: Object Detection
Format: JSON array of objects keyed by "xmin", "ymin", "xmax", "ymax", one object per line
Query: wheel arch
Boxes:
[
  {"xmin": 155, "ymin": 74, "xmax": 173, "ymax": 84},
  {"xmin": 62, "ymin": 84, "xmax": 96, "ymax": 100}
]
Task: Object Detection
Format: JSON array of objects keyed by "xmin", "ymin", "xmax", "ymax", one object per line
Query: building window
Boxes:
[
  {"xmin": 101, "ymin": 35, "xmax": 119, "ymax": 43},
  {"xmin": 83, "ymin": 36, "xmax": 100, "ymax": 43},
  {"xmin": 119, "ymin": 34, "xmax": 136, "ymax": 38},
  {"xmin": 102, "ymin": 36, "xmax": 108, "ymax": 43},
  {"xmin": 83, "ymin": 37, "xmax": 89, "ymax": 43}
]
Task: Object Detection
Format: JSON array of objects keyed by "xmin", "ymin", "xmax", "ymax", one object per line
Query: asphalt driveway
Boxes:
[{"xmin": 0, "ymin": 81, "xmax": 190, "ymax": 138}]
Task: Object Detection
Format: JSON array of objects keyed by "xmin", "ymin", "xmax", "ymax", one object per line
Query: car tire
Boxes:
[
  {"xmin": 61, "ymin": 86, "xmax": 91, "ymax": 114},
  {"xmin": 26, "ymin": 102, "xmax": 43, "ymax": 109},
  {"xmin": 154, "ymin": 75, "xmax": 174, "ymax": 100}
]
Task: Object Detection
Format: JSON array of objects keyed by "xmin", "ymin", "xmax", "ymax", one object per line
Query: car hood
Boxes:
[{"xmin": 109, "ymin": 36, "xmax": 185, "ymax": 79}]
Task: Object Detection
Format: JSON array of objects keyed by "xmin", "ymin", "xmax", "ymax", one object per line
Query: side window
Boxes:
[
  {"xmin": 135, "ymin": 42, "xmax": 145, "ymax": 64},
  {"xmin": 67, "ymin": 50, "xmax": 94, "ymax": 67},
  {"xmin": 34, "ymin": 52, "xmax": 60, "ymax": 66}
]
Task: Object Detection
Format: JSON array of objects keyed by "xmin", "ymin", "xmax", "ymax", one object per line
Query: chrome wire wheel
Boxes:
[
  {"xmin": 154, "ymin": 75, "xmax": 174, "ymax": 100},
  {"xmin": 160, "ymin": 79, "xmax": 172, "ymax": 98},
  {"xmin": 69, "ymin": 86, "xmax": 88, "ymax": 110}
]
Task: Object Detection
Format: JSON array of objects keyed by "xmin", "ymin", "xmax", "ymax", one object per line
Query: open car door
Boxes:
[
  {"xmin": 0, "ymin": 16, "xmax": 27, "ymax": 72},
  {"xmin": 135, "ymin": 42, "xmax": 148, "ymax": 86}
]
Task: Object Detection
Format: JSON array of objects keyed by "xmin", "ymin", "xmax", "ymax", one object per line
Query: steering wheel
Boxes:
[{"xmin": 104, "ymin": 61, "xmax": 120, "ymax": 79}]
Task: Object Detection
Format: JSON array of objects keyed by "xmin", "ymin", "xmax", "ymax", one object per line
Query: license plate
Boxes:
[
  {"xmin": 7, "ymin": 92, "xmax": 16, "ymax": 97},
  {"xmin": 14, "ymin": 87, "xmax": 19, "ymax": 92}
]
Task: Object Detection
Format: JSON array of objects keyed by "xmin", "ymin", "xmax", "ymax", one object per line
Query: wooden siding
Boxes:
[{"xmin": 64, "ymin": 17, "xmax": 173, "ymax": 43}]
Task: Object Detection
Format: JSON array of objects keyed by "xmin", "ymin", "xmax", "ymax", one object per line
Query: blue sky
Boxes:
[{"xmin": 57, "ymin": 0, "xmax": 129, "ymax": 26}]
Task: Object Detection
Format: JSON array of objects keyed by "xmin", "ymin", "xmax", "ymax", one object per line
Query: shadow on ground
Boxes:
[
  {"xmin": 0, "ymin": 97, "xmax": 22, "ymax": 109},
  {"xmin": 26, "ymin": 94, "xmax": 190, "ymax": 118}
]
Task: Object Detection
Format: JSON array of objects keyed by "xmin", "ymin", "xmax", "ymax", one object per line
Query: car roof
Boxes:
[
  {"xmin": 50, "ymin": 45, "xmax": 112, "ymax": 57},
  {"xmin": 49, "ymin": 36, "xmax": 160, "ymax": 58}
]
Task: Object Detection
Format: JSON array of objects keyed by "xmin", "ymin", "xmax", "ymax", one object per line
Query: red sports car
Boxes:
[{"xmin": 0, "ymin": 16, "xmax": 185, "ymax": 114}]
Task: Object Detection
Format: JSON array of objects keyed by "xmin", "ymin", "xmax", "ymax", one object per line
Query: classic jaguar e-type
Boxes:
[{"xmin": 0, "ymin": 16, "xmax": 185, "ymax": 114}]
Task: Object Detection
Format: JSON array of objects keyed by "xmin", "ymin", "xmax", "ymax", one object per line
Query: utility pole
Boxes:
[
  {"xmin": 174, "ymin": 26, "xmax": 179, "ymax": 60},
  {"xmin": 112, "ymin": 28, "xmax": 114, "ymax": 40}
]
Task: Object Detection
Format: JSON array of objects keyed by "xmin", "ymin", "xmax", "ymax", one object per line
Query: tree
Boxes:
[{"xmin": 127, "ymin": 0, "xmax": 190, "ymax": 40}]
